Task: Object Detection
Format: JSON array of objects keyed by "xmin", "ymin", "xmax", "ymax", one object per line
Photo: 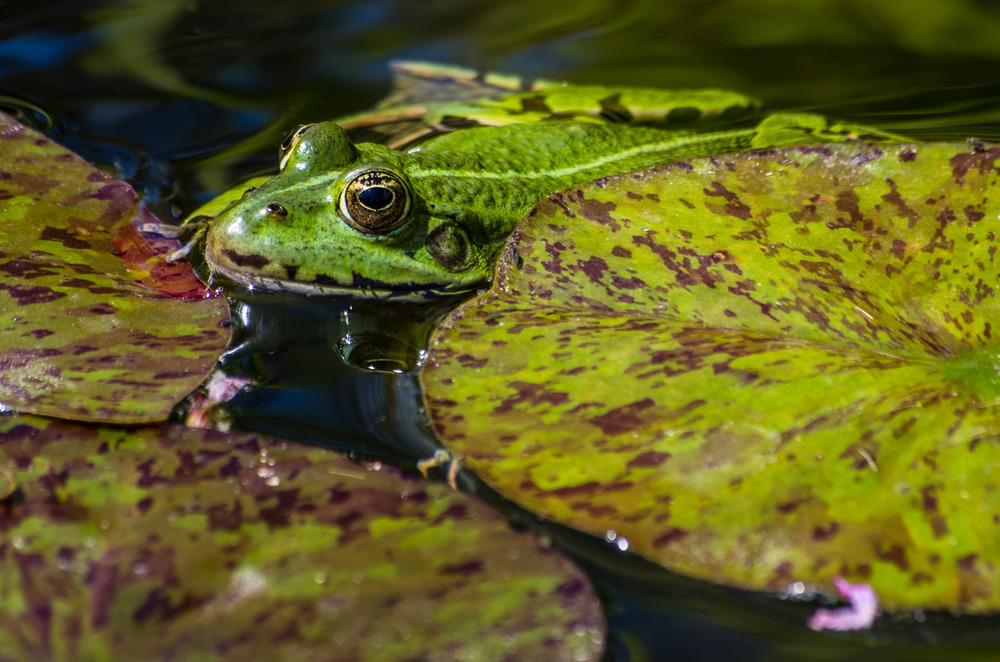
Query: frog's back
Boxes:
[{"xmin": 404, "ymin": 121, "xmax": 754, "ymax": 219}]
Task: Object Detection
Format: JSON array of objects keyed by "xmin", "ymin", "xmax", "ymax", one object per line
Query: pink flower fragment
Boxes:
[
  {"xmin": 205, "ymin": 372, "xmax": 253, "ymax": 403},
  {"xmin": 808, "ymin": 576, "xmax": 880, "ymax": 631},
  {"xmin": 185, "ymin": 372, "xmax": 253, "ymax": 429}
]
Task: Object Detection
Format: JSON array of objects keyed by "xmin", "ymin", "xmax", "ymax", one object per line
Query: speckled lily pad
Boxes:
[
  {"xmin": 422, "ymin": 142, "xmax": 1000, "ymax": 612},
  {"xmin": 0, "ymin": 112, "xmax": 229, "ymax": 423},
  {"xmin": 0, "ymin": 414, "xmax": 605, "ymax": 661}
]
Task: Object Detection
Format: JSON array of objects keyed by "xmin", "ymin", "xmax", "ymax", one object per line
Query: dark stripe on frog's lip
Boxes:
[
  {"xmin": 208, "ymin": 253, "xmax": 464, "ymax": 301},
  {"xmin": 220, "ymin": 249, "xmax": 271, "ymax": 269}
]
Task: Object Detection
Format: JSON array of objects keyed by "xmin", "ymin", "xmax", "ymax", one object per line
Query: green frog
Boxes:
[{"xmin": 182, "ymin": 62, "xmax": 903, "ymax": 300}]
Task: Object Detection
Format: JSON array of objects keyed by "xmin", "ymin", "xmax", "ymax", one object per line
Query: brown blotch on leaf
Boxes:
[
  {"xmin": 0, "ymin": 283, "xmax": 67, "ymax": 305},
  {"xmin": 876, "ymin": 543, "xmax": 910, "ymax": 571},
  {"xmin": 776, "ymin": 498, "xmax": 804, "ymax": 514},
  {"xmin": 626, "ymin": 451, "xmax": 671, "ymax": 468},
  {"xmin": 653, "ymin": 527, "xmax": 689, "ymax": 548},
  {"xmin": 812, "ymin": 522, "xmax": 840, "ymax": 541},
  {"xmin": 0, "ymin": 259, "xmax": 57, "ymax": 279},
  {"xmin": 493, "ymin": 381, "xmax": 569, "ymax": 415},
  {"xmin": 957, "ymin": 554, "xmax": 980, "ymax": 575},
  {"xmin": 950, "ymin": 148, "xmax": 1000, "ymax": 184},
  {"xmin": 549, "ymin": 481, "xmax": 602, "ymax": 498},
  {"xmin": 456, "ymin": 354, "xmax": 488, "ymax": 369},
  {"xmin": 439, "ymin": 560, "xmax": 485, "ymax": 576},
  {"xmin": 964, "ymin": 205, "xmax": 985, "ymax": 223},
  {"xmin": 829, "ymin": 189, "xmax": 867, "ymax": 231},
  {"xmin": 703, "ymin": 181, "xmax": 750, "ymax": 220},
  {"xmin": 554, "ymin": 578, "xmax": 589, "ymax": 601},
  {"xmin": 577, "ymin": 197, "xmax": 619, "ymax": 228},
  {"xmin": 39, "ymin": 226, "xmax": 90, "ymax": 250},
  {"xmin": 588, "ymin": 398, "xmax": 655, "ymax": 436},
  {"xmin": 881, "ymin": 178, "xmax": 920, "ymax": 227},
  {"xmin": 578, "ymin": 256, "xmax": 609, "ymax": 284},
  {"xmin": 611, "ymin": 245, "xmax": 631, "ymax": 259},
  {"xmin": 207, "ymin": 501, "xmax": 244, "ymax": 530}
]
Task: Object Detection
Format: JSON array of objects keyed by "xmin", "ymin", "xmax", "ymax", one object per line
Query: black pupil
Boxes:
[{"xmin": 359, "ymin": 186, "xmax": 394, "ymax": 210}]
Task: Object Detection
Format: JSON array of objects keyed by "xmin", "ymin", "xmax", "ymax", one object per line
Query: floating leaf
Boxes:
[
  {"xmin": 0, "ymin": 414, "xmax": 605, "ymax": 661},
  {"xmin": 422, "ymin": 142, "xmax": 1000, "ymax": 612},
  {"xmin": 0, "ymin": 111, "xmax": 229, "ymax": 423}
]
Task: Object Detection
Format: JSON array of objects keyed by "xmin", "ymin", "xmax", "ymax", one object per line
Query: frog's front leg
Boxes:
[
  {"xmin": 141, "ymin": 174, "xmax": 274, "ymax": 263},
  {"xmin": 140, "ymin": 216, "xmax": 210, "ymax": 262}
]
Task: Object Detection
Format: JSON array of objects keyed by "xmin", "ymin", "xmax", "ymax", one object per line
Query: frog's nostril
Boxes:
[{"xmin": 266, "ymin": 203, "xmax": 288, "ymax": 217}]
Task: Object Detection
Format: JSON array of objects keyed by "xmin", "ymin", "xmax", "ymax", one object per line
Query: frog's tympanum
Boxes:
[{"xmin": 197, "ymin": 63, "xmax": 902, "ymax": 299}]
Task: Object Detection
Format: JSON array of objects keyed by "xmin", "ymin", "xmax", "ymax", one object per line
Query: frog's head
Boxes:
[{"xmin": 205, "ymin": 122, "xmax": 492, "ymax": 299}]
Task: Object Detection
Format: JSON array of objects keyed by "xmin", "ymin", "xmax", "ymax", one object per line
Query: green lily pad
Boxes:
[
  {"xmin": 422, "ymin": 142, "xmax": 1000, "ymax": 612},
  {"xmin": 0, "ymin": 111, "xmax": 229, "ymax": 423},
  {"xmin": 0, "ymin": 414, "xmax": 605, "ymax": 661}
]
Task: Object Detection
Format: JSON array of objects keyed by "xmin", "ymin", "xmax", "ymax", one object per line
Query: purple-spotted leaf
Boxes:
[
  {"xmin": 422, "ymin": 143, "xmax": 1000, "ymax": 612},
  {"xmin": 0, "ymin": 414, "xmax": 605, "ymax": 661},
  {"xmin": 0, "ymin": 111, "xmax": 229, "ymax": 423}
]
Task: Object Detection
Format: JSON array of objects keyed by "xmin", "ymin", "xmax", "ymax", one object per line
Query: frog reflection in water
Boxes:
[{"xmin": 196, "ymin": 69, "xmax": 902, "ymax": 300}]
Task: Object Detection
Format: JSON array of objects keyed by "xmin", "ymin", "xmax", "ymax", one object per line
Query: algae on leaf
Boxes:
[
  {"xmin": 422, "ymin": 142, "xmax": 1000, "ymax": 612},
  {"xmin": 0, "ymin": 112, "xmax": 229, "ymax": 423}
]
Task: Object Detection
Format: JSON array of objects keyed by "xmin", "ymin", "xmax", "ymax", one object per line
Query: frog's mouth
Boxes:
[{"xmin": 207, "ymin": 254, "xmax": 470, "ymax": 301}]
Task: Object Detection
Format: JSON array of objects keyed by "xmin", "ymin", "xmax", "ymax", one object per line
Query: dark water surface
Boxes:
[{"xmin": 5, "ymin": 1, "xmax": 1000, "ymax": 660}]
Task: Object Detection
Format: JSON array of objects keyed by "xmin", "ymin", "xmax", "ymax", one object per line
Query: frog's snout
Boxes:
[{"xmin": 205, "ymin": 207, "xmax": 271, "ymax": 275}]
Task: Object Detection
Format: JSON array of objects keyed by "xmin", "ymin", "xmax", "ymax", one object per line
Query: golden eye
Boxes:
[
  {"xmin": 278, "ymin": 123, "xmax": 316, "ymax": 171},
  {"xmin": 338, "ymin": 168, "xmax": 412, "ymax": 234}
]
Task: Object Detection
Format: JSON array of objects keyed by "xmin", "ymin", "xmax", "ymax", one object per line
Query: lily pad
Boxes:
[
  {"xmin": 422, "ymin": 142, "xmax": 1000, "ymax": 612},
  {"xmin": 0, "ymin": 112, "xmax": 229, "ymax": 423},
  {"xmin": 0, "ymin": 413, "xmax": 605, "ymax": 661}
]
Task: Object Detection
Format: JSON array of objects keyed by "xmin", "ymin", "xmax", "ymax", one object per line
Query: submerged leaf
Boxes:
[
  {"xmin": 422, "ymin": 142, "xmax": 1000, "ymax": 612},
  {"xmin": 0, "ymin": 414, "xmax": 605, "ymax": 661},
  {"xmin": 0, "ymin": 112, "xmax": 229, "ymax": 423}
]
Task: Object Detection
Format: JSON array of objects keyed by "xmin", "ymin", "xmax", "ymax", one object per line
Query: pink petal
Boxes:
[
  {"xmin": 808, "ymin": 576, "xmax": 880, "ymax": 631},
  {"xmin": 206, "ymin": 372, "xmax": 252, "ymax": 403}
]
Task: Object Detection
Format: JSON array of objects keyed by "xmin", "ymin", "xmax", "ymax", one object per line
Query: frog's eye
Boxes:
[
  {"xmin": 278, "ymin": 124, "xmax": 316, "ymax": 171},
  {"xmin": 338, "ymin": 169, "xmax": 412, "ymax": 235}
]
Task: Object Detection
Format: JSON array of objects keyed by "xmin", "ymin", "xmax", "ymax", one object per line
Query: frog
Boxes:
[{"xmin": 177, "ymin": 62, "xmax": 905, "ymax": 301}]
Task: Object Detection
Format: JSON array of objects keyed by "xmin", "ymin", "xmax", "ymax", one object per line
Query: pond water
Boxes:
[{"xmin": 5, "ymin": 0, "xmax": 1000, "ymax": 659}]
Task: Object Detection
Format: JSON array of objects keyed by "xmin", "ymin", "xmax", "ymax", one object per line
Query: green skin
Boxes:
[{"xmin": 204, "ymin": 83, "xmax": 901, "ymax": 300}]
